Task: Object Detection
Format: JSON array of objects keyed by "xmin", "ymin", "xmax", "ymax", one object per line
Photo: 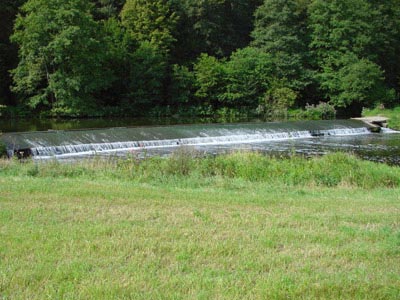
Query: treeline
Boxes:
[{"xmin": 0, "ymin": 0, "xmax": 399, "ymax": 118}]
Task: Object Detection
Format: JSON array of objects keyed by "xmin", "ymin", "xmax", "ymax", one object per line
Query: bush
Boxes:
[
  {"xmin": 193, "ymin": 54, "xmax": 227, "ymax": 108},
  {"xmin": 258, "ymin": 86, "xmax": 297, "ymax": 119},
  {"xmin": 193, "ymin": 48, "xmax": 274, "ymax": 109},
  {"xmin": 215, "ymin": 107, "xmax": 242, "ymax": 123},
  {"xmin": 302, "ymin": 102, "xmax": 336, "ymax": 120},
  {"xmin": 167, "ymin": 65, "xmax": 195, "ymax": 105}
]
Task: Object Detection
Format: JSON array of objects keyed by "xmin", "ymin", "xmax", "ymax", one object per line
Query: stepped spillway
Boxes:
[{"xmin": 0, "ymin": 120, "xmax": 373, "ymax": 159}]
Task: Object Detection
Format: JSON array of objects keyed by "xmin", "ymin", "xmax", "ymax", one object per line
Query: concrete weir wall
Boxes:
[
  {"xmin": 352, "ymin": 117, "xmax": 389, "ymax": 132},
  {"xmin": 0, "ymin": 119, "xmax": 379, "ymax": 159}
]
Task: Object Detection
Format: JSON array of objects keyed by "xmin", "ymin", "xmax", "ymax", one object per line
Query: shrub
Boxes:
[
  {"xmin": 258, "ymin": 86, "xmax": 297, "ymax": 119},
  {"xmin": 215, "ymin": 107, "xmax": 242, "ymax": 123},
  {"xmin": 302, "ymin": 102, "xmax": 336, "ymax": 120},
  {"xmin": 168, "ymin": 65, "xmax": 195, "ymax": 105}
]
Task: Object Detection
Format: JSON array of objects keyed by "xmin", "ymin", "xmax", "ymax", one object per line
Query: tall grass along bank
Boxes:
[
  {"xmin": 1, "ymin": 151, "xmax": 399, "ymax": 188},
  {"xmin": 1, "ymin": 152, "xmax": 400, "ymax": 299}
]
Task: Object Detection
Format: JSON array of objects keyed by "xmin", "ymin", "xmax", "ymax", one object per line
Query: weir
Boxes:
[{"xmin": 0, "ymin": 120, "xmax": 375, "ymax": 159}]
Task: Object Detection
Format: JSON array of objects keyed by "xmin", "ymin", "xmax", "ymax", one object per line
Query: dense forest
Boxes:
[{"xmin": 0, "ymin": 0, "xmax": 399, "ymax": 118}]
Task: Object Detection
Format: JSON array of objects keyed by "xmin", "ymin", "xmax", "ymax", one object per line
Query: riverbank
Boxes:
[
  {"xmin": 1, "ymin": 152, "xmax": 400, "ymax": 188},
  {"xmin": 1, "ymin": 153, "xmax": 400, "ymax": 299},
  {"xmin": 363, "ymin": 106, "xmax": 400, "ymax": 130}
]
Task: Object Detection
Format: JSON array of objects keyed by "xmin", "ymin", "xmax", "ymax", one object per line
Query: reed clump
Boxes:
[{"xmin": 1, "ymin": 150, "xmax": 399, "ymax": 189}]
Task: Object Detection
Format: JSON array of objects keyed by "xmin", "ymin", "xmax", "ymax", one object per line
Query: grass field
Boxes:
[{"xmin": 1, "ymin": 153, "xmax": 400, "ymax": 299}]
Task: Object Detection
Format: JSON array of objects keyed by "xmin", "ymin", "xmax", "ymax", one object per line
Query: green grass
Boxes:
[
  {"xmin": 363, "ymin": 106, "xmax": 400, "ymax": 130},
  {"xmin": 1, "ymin": 153, "xmax": 400, "ymax": 299},
  {"xmin": 1, "ymin": 151, "xmax": 400, "ymax": 189}
]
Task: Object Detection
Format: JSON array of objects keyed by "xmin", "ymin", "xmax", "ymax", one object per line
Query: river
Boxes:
[{"xmin": 1, "ymin": 118, "xmax": 400, "ymax": 165}]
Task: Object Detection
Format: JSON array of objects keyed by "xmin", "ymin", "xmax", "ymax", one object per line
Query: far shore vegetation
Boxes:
[
  {"xmin": 1, "ymin": 0, "xmax": 400, "ymax": 119},
  {"xmin": 1, "ymin": 152, "xmax": 400, "ymax": 299}
]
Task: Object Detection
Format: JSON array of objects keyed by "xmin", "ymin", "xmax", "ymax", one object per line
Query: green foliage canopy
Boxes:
[
  {"xmin": 317, "ymin": 53, "xmax": 392, "ymax": 108},
  {"xmin": 171, "ymin": 0, "xmax": 261, "ymax": 61},
  {"xmin": 121, "ymin": 0, "xmax": 178, "ymax": 53},
  {"xmin": 309, "ymin": 0, "xmax": 396, "ymax": 109},
  {"xmin": 0, "ymin": 0, "xmax": 26, "ymax": 105},
  {"xmin": 0, "ymin": 0, "xmax": 399, "ymax": 117},
  {"xmin": 252, "ymin": 0, "xmax": 311, "ymax": 92},
  {"xmin": 11, "ymin": 0, "xmax": 112, "ymax": 116}
]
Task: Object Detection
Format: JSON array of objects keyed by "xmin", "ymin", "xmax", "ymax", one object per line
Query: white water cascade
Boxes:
[
  {"xmin": 0, "ymin": 120, "xmax": 376, "ymax": 160},
  {"xmin": 31, "ymin": 127, "xmax": 370, "ymax": 159}
]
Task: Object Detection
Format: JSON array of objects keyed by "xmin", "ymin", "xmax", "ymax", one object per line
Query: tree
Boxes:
[
  {"xmin": 309, "ymin": 0, "xmax": 395, "ymax": 112},
  {"xmin": 93, "ymin": 17, "xmax": 134, "ymax": 109},
  {"xmin": 11, "ymin": 0, "xmax": 112, "ymax": 116},
  {"xmin": 368, "ymin": 0, "xmax": 400, "ymax": 100},
  {"xmin": 193, "ymin": 48, "xmax": 275, "ymax": 109},
  {"xmin": 0, "ymin": 0, "xmax": 26, "ymax": 105},
  {"xmin": 120, "ymin": 0, "xmax": 181, "ymax": 113},
  {"xmin": 222, "ymin": 47, "xmax": 273, "ymax": 108},
  {"xmin": 92, "ymin": 0, "xmax": 125, "ymax": 20},
  {"xmin": 170, "ymin": 0, "xmax": 262, "ymax": 63},
  {"xmin": 123, "ymin": 41, "xmax": 167, "ymax": 111},
  {"xmin": 309, "ymin": 0, "xmax": 375, "ymax": 61},
  {"xmin": 121, "ymin": 0, "xmax": 178, "ymax": 53},
  {"xmin": 167, "ymin": 64, "xmax": 195, "ymax": 106},
  {"xmin": 251, "ymin": 0, "xmax": 311, "ymax": 95},
  {"xmin": 318, "ymin": 53, "xmax": 393, "ymax": 108},
  {"xmin": 193, "ymin": 54, "xmax": 227, "ymax": 108}
]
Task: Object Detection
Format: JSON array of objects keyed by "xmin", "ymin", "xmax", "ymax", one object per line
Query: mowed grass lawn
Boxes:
[{"xmin": 0, "ymin": 155, "xmax": 400, "ymax": 299}]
